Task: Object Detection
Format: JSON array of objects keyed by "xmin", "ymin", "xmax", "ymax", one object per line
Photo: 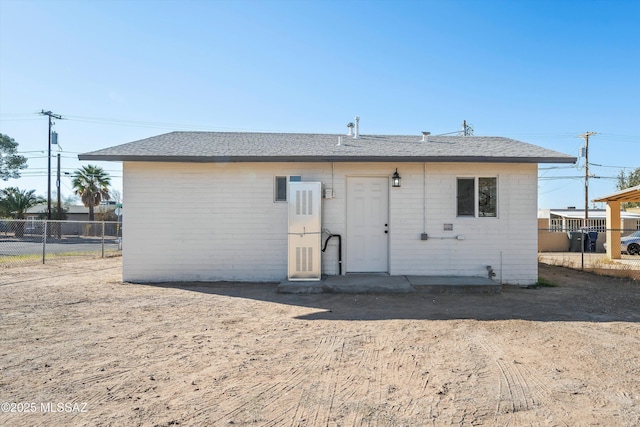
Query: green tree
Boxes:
[
  {"xmin": 0, "ymin": 187, "xmax": 45, "ymax": 237},
  {"xmin": 0, "ymin": 134, "xmax": 28, "ymax": 180},
  {"xmin": 37, "ymin": 206, "xmax": 68, "ymax": 221},
  {"xmin": 0, "ymin": 187, "xmax": 44, "ymax": 218},
  {"xmin": 617, "ymin": 167, "xmax": 640, "ymax": 208},
  {"xmin": 72, "ymin": 165, "xmax": 111, "ymax": 220}
]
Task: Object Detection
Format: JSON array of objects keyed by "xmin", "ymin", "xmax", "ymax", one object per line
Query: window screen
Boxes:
[
  {"xmin": 457, "ymin": 178, "xmax": 475, "ymax": 216},
  {"xmin": 275, "ymin": 176, "xmax": 287, "ymax": 202}
]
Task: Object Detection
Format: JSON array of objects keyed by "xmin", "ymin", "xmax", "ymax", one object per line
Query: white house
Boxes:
[
  {"xmin": 537, "ymin": 208, "xmax": 640, "ymax": 253},
  {"xmin": 538, "ymin": 208, "xmax": 640, "ymax": 232},
  {"xmin": 79, "ymin": 130, "xmax": 575, "ymax": 285}
]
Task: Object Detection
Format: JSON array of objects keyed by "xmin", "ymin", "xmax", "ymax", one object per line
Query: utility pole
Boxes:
[
  {"xmin": 461, "ymin": 120, "xmax": 473, "ymax": 136},
  {"xmin": 579, "ymin": 131, "xmax": 597, "ymax": 228},
  {"xmin": 40, "ymin": 110, "xmax": 63, "ymax": 220},
  {"xmin": 56, "ymin": 153, "xmax": 62, "ymax": 238},
  {"xmin": 56, "ymin": 154, "xmax": 62, "ymax": 217}
]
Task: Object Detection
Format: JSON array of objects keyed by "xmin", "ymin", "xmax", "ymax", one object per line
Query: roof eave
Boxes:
[
  {"xmin": 78, "ymin": 154, "xmax": 578, "ymax": 164},
  {"xmin": 593, "ymin": 185, "xmax": 640, "ymax": 203}
]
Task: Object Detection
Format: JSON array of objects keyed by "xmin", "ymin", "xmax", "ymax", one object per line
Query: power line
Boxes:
[
  {"xmin": 539, "ymin": 165, "xmax": 580, "ymax": 170},
  {"xmin": 596, "ymin": 133, "xmax": 639, "ymax": 142},
  {"xmin": 3, "ymin": 112, "xmax": 640, "ymax": 140},
  {"xmin": 588, "ymin": 162, "xmax": 637, "ymax": 169},
  {"xmin": 538, "ymin": 176, "xmax": 617, "ymax": 180},
  {"xmin": 0, "ymin": 117, "xmax": 42, "ymax": 122},
  {"xmin": 19, "ymin": 169, "xmax": 121, "ymax": 173}
]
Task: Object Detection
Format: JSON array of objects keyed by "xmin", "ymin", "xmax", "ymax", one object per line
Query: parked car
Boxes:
[{"xmin": 603, "ymin": 231, "xmax": 640, "ymax": 255}]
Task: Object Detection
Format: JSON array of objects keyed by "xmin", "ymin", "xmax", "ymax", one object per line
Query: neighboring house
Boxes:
[
  {"xmin": 27, "ymin": 203, "xmax": 90, "ymax": 222},
  {"xmin": 538, "ymin": 208, "xmax": 640, "ymax": 232},
  {"xmin": 593, "ymin": 185, "xmax": 640, "ymax": 259},
  {"xmin": 79, "ymin": 130, "xmax": 575, "ymax": 285},
  {"xmin": 25, "ymin": 202, "xmax": 119, "ymax": 235},
  {"xmin": 26, "ymin": 202, "xmax": 118, "ymax": 221},
  {"xmin": 537, "ymin": 208, "xmax": 640, "ymax": 252}
]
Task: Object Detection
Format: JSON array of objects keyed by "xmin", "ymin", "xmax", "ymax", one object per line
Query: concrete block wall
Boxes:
[
  {"xmin": 387, "ymin": 163, "xmax": 538, "ymax": 285},
  {"xmin": 123, "ymin": 161, "xmax": 538, "ymax": 284}
]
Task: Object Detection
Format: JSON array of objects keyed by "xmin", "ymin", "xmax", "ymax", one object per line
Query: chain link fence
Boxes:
[
  {"xmin": 539, "ymin": 227, "xmax": 640, "ymax": 281},
  {"xmin": 0, "ymin": 219, "xmax": 121, "ymax": 266},
  {"xmin": 3, "ymin": 219, "xmax": 636, "ymax": 280}
]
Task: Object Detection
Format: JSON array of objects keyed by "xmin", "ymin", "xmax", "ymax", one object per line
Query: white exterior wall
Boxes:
[
  {"xmin": 123, "ymin": 161, "xmax": 538, "ymax": 284},
  {"xmin": 387, "ymin": 163, "xmax": 538, "ymax": 285}
]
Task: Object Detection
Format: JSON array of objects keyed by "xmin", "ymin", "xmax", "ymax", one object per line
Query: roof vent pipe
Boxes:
[
  {"xmin": 421, "ymin": 131, "xmax": 430, "ymax": 142},
  {"xmin": 354, "ymin": 116, "xmax": 360, "ymax": 139},
  {"xmin": 346, "ymin": 122, "xmax": 354, "ymax": 136}
]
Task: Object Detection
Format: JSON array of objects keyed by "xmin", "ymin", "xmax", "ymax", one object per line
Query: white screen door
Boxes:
[{"xmin": 346, "ymin": 177, "xmax": 389, "ymax": 272}]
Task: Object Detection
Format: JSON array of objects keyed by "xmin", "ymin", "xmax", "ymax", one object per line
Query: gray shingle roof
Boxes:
[{"xmin": 78, "ymin": 131, "xmax": 576, "ymax": 164}]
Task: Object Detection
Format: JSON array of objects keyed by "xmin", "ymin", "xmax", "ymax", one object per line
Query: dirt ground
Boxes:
[{"xmin": 1, "ymin": 257, "xmax": 639, "ymax": 427}]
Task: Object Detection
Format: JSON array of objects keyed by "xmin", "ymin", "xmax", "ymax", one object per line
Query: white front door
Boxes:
[{"xmin": 346, "ymin": 177, "xmax": 389, "ymax": 272}]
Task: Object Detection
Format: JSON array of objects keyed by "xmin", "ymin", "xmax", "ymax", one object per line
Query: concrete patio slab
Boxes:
[
  {"xmin": 278, "ymin": 274, "xmax": 501, "ymax": 294},
  {"xmin": 407, "ymin": 275, "xmax": 501, "ymax": 294}
]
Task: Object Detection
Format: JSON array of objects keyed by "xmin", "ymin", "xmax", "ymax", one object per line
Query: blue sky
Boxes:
[{"xmin": 1, "ymin": 0, "xmax": 638, "ymax": 209}]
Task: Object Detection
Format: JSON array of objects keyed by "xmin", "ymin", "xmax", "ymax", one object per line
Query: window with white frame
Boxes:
[{"xmin": 457, "ymin": 177, "xmax": 498, "ymax": 217}]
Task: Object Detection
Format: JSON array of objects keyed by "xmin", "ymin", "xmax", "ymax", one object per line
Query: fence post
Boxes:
[
  {"xmin": 101, "ymin": 222, "xmax": 105, "ymax": 258},
  {"xmin": 581, "ymin": 230, "xmax": 584, "ymax": 271},
  {"xmin": 42, "ymin": 220, "xmax": 47, "ymax": 264}
]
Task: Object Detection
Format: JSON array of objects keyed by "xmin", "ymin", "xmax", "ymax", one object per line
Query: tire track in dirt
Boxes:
[
  {"xmin": 320, "ymin": 336, "xmax": 432, "ymax": 427},
  {"xmin": 335, "ymin": 335, "xmax": 384, "ymax": 427},
  {"xmin": 419, "ymin": 334, "xmax": 487, "ymax": 426},
  {"xmin": 30, "ymin": 366, "xmax": 144, "ymax": 420},
  {"xmin": 472, "ymin": 332, "xmax": 573, "ymax": 426},
  {"xmin": 380, "ymin": 345, "xmax": 432, "ymax": 423},
  {"xmin": 319, "ymin": 338, "xmax": 345, "ymax": 426},
  {"xmin": 280, "ymin": 335, "xmax": 347, "ymax": 427},
  {"xmin": 274, "ymin": 336, "xmax": 344, "ymax": 426},
  {"xmin": 555, "ymin": 324, "xmax": 640, "ymax": 426},
  {"xmin": 268, "ymin": 334, "xmax": 391, "ymax": 427},
  {"xmin": 193, "ymin": 335, "xmax": 344, "ymax": 425},
  {"xmin": 344, "ymin": 335, "xmax": 399, "ymax": 427}
]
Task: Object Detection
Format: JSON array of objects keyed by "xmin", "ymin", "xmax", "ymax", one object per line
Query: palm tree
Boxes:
[
  {"xmin": 72, "ymin": 165, "xmax": 111, "ymax": 221},
  {"xmin": 0, "ymin": 187, "xmax": 45, "ymax": 237},
  {"xmin": 0, "ymin": 187, "xmax": 44, "ymax": 218}
]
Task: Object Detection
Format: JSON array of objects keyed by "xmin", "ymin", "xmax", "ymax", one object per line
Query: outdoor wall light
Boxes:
[{"xmin": 392, "ymin": 168, "xmax": 401, "ymax": 187}]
